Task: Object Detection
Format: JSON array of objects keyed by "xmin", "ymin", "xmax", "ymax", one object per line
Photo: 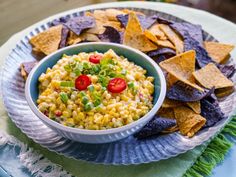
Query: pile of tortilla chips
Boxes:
[{"xmin": 23, "ymin": 8, "xmax": 235, "ymax": 139}]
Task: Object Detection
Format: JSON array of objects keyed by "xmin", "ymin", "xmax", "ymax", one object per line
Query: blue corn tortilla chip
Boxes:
[
  {"xmin": 170, "ymin": 22, "xmax": 203, "ymax": 46},
  {"xmin": 167, "ymin": 81, "xmax": 215, "ymax": 102},
  {"xmin": 20, "ymin": 61, "xmax": 38, "ymax": 80},
  {"xmin": 98, "ymin": 26, "xmax": 121, "ymax": 43},
  {"xmin": 201, "ymin": 97, "xmax": 225, "ymax": 127},
  {"xmin": 134, "ymin": 116, "xmax": 176, "ymax": 139},
  {"xmin": 218, "ymin": 64, "xmax": 236, "ymax": 78},
  {"xmin": 116, "ymin": 14, "xmax": 157, "ymax": 29},
  {"xmin": 59, "ymin": 26, "xmax": 69, "ymax": 48},
  {"xmin": 147, "ymin": 48, "xmax": 176, "ymax": 64},
  {"xmin": 64, "ymin": 16, "xmax": 96, "ymax": 35},
  {"xmin": 51, "ymin": 16, "xmax": 70, "ymax": 26}
]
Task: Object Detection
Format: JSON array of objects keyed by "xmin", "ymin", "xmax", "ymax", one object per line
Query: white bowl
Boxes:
[{"xmin": 25, "ymin": 42, "xmax": 166, "ymax": 144}]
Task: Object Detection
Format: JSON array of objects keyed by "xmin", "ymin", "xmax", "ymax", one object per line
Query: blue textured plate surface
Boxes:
[{"xmin": 1, "ymin": 6, "xmax": 236, "ymax": 165}]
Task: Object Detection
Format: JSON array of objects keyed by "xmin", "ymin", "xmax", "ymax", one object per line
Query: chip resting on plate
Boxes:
[
  {"xmin": 144, "ymin": 30, "xmax": 175, "ymax": 49},
  {"xmin": 20, "ymin": 61, "xmax": 38, "ymax": 80},
  {"xmin": 193, "ymin": 63, "xmax": 234, "ymax": 89},
  {"xmin": 158, "ymin": 24, "xmax": 184, "ymax": 54},
  {"xmin": 146, "ymin": 48, "xmax": 176, "ymax": 64},
  {"xmin": 148, "ymin": 23, "xmax": 167, "ymax": 40},
  {"xmin": 218, "ymin": 64, "xmax": 236, "ymax": 78},
  {"xmin": 174, "ymin": 106, "xmax": 206, "ymax": 137},
  {"xmin": 64, "ymin": 16, "xmax": 96, "ymax": 36},
  {"xmin": 159, "ymin": 50, "xmax": 203, "ymax": 91},
  {"xmin": 59, "ymin": 26, "xmax": 69, "ymax": 48},
  {"xmin": 123, "ymin": 12, "xmax": 157, "ymax": 52},
  {"xmin": 98, "ymin": 26, "xmax": 122, "ymax": 43},
  {"xmin": 204, "ymin": 41, "xmax": 234, "ymax": 64},
  {"xmin": 30, "ymin": 25, "xmax": 63, "ymax": 55},
  {"xmin": 157, "ymin": 107, "xmax": 176, "ymax": 119},
  {"xmin": 167, "ymin": 81, "xmax": 214, "ymax": 102},
  {"xmin": 134, "ymin": 116, "xmax": 176, "ymax": 139},
  {"xmin": 200, "ymin": 98, "xmax": 225, "ymax": 127}
]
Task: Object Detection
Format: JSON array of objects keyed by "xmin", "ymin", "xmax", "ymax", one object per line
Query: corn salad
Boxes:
[{"xmin": 37, "ymin": 49, "xmax": 154, "ymax": 130}]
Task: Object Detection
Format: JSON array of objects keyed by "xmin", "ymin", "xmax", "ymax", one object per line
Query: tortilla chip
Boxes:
[
  {"xmin": 134, "ymin": 116, "xmax": 177, "ymax": 139},
  {"xmin": 159, "ymin": 24, "xmax": 184, "ymax": 54},
  {"xmin": 30, "ymin": 25, "xmax": 62, "ymax": 55},
  {"xmin": 193, "ymin": 63, "xmax": 234, "ymax": 89},
  {"xmin": 218, "ymin": 64, "xmax": 236, "ymax": 78},
  {"xmin": 157, "ymin": 107, "xmax": 176, "ymax": 119},
  {"xmin": 186, "ymin": 101, "xmax": 201, "ymax": 114},
  {"xmin": 167, "ymin": 74, "xmax": 178, "ymax": 89},
  {"xmin": 20, "ymin": 61, "xmax": 38, "ymax": 80},
  {"xmin": 121, "ymin": 9, "xmax": 144, "ymax": 15},
  {"xmin": 67, "ymin": 31, "xmax": 100, "ymax": 45},
  {"xmin": 204, "ymin": 42, "xmax": 234, "ymax": 64},
  {"xmin": 162, "ymin": 98, "xmax": 183, "ymax": 108},
  {"xmin": 147, "ymin": 48, "xmax": 176, "ymax": 64},
  {"xmin": 162, "ymin": 125, "xmax": 179, "ymax": 133},
  {"xmin": 215, "ymin": 86, "xmax": 235, "ymax": 98},
  {"xmin": 174, "ymin": 106, "xmax": 206, "ymax": 137},
  {"xmin": 148, "ymin": 23, "xmax": 167, "ymax": 40},
  {"xmin": 67, "ymin": 31, "xmax": 82, "ymax": 45},
  {"xmin": 123, "ymin": 12, "xmax": 157, "ymax": 52},
  {"xmin": 159, "ymin": 50, "xmax": 203, "ymax": 91},
  {"xmin": 144, "ymin": 30, "xmax": 175, "ymax": 49},
  {"xmin": 201, "ymin": 98, "xmax": 225, "ymax": 127},
  {"xmin": 105, "ymin": 9, "xmax": 126, "ymax": 21},
  {"xmin": 167, "ymin": 81, "xmax": 214, "ymax": 102},
  {"xmin": 98, "ymin": 26, "xmax": 121, "ymax": 43}
]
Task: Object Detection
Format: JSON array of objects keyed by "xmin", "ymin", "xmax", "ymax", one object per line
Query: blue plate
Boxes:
[{"xmin": 1, "ymin": 7, "xmax": 236, "ymax": 165}]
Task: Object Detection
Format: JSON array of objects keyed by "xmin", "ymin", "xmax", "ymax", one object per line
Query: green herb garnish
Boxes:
[
  {"xmin": 60, "ymin": 92, "xmax": 68, "ymax": 103},
  {"xmin": 128, "ymin": 82, "xmax": 135, "ymax": 89},
  {"xmin": 82, "ymin": 96, "xmax": 89, "ymax": 105},
  {"xmin": 88, "ymin": 85, "xmax": 95, "ymax": 92},
  {"xmin": 79, "ymin": 91, "xmax": 86, "ymax": 97},
  {"xmin": 84, "ymin": 102, "xmax": 94, "ymax": 111},
  {"xmin": 60, "ymin": 81, "xmax": 74, "ymax": 87}
]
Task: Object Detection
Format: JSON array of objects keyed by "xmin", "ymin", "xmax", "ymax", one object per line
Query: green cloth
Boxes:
[{"xmin": 1, "ymin": 2, "xmax": 236, "ymax": 177}]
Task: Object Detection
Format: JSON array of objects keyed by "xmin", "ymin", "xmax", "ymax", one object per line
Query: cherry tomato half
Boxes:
[
  {"xmin": 89, "ymin": 54, "xmax": 103, "ymax": 64},
  {"xmin": 107, "ymin": 78, "xmax": 127, "ymax": 93},
  {"xmin": 75, "ymin": 75, "xmax": 91, "ymax": 91}
]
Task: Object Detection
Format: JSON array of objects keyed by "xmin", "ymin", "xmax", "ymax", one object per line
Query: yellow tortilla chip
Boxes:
[
  {"xmin": 123, "ymin": 12, "xmax": 157, "ymax": 52},
  {"xmin": 105, "ymin": 9, "xmax": 126, "ymax": 21},
  {"xmin": 144, "ymin": 30, "xmax": 175, "ymax": 49},
  {"xmin": 204, "ymin": 42, "xmax": 234, "ymax": 64},
  {"xmin": 162, "ymin": 125, "xmax": 179, "ymax": 134},
  {"xmin": 159, "ymin": 50, "xmax": 203, "ymax": 91},
  {"xmin": 193, "ymin": 63, "xmax": 234, "ymax": 89},
  {"xmin": 159, "ymin": 24, "xmax": 184, "ymax": 54},
  {"xmin": 30, "ymin": 25, "xmax": 62, "ymax": 55},
  {"xmin": 186, "ymin": 101, "xmax": 201, "ymax": 114},
  {"xmin": 148, "ymin": 24, "xmax": 167, "ymax": 40},
  {"xmin": 162, "ymin": 98, "xmax": 183, "ymax": 108},
  {"xmin": 67, "ymin": 32, "xmax": 100, "ymax": 45},
  {"xmin": 157, "ymin": 107, "xmax": 176, "ymax": 119},
  {"xmin": 67, "ymin": 31, "xmax": 82, "ymax": 45},
  {"xmin": 121, "ymin": 9, "xmax": 144, "ymax": 15},
  {"xmin": 215, "ymin": 86, "xmax": 235, "ymax": 98},
  {"xmin": 86, "ymin": 20, "xmax": 106, "ymax": 34},
  {"xmin": 167, "ymin": 74, "xmax": 178, "ymax": 89},
  {"xmin": 174, "ymin": 106, "xmax": 206, "ymax": 137}
]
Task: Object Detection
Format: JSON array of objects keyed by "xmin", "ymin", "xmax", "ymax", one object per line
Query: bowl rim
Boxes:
[{"xmin": 25, "ymin": 42, "xmax": 166, "ymax": 135}]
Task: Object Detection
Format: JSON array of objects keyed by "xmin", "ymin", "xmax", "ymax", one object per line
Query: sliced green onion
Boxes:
[
  {"xmin": 108, "ymin": 72, "xmax": 116, "ymax": 77},
  {"xmin": 60, "ymin": 81, "xmax": 74, "ymax": 87},
  {"xmin": 64, "ymin": 65, "xmax": 71, "ymax": 72},
  {"xmin": 83, "ymin": 62, "xmax": 90, "ymax": 69},
  {"xmin": 60, "ymin": 92, "xmax": 68, "ymax": 103},
  {"xmin": 94, "ymin": 99, "xmax": 101, "ymax": 107},
  {"xmin": 101, "ymin": 87, "xmax": 107, "ymax": 91},
  {"xmin": 88, "ymin": 85, "xmax": 95, "ymax": 92},
  {"xmin": 99, "ymin": 70, "xmax": 107, "ymax": 76},
  {"xmin": 79, "ymin": 91, "xmax": 86, "ymax": 97},
  {"xmin": 98, "ymin": 75, "xmax": 108, "ymax": 87},
  {"xmin": 74, "ymin": 69, "xmax": 81, "ymax": 76},
  {"xmin": 128, "ymin": 82, "xmax": 135, "ymax": 89},
  {"xmin": 82, "ymin": 96, "xmax": 89, "ymax": 105},
  {"xmin": 84, "ymin": 102, "xmax": 94, "ymax": 111}
]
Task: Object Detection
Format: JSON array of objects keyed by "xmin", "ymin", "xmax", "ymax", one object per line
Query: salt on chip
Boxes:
[
  {"xmin": 30, "ymin": 25, "xmax": 62, "ymax": 55},
  {"xmin": 174, "ymin": 106, "xmax": 206, "ymax": 137},
  {"xmin": 159, "ymin": 24, "xmax": 184, "ymax": 54},
  {"xmin": 144, "ymin": 30, "xmax": 175, "ymax": 49},
  {"xmin": 186, "ymin": 101, "xmax": 201, "ymax": 114},
  {"xmin": 204, "ymin": 41, "xmax": 234, "ymax": 64},
  {"xmin": 159, "ymin": 50, "xmax": 203, "ymax": 91},
  {"xmin": 123, "ymin": 12, "xmax": 157, "ymax": 52},
  {"xmin": 193, "ymin": 63, "xmax": 234, "ymax": 89}
]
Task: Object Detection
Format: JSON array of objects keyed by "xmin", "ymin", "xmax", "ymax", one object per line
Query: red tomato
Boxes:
[
  {"xmin": 75, "ymin": 75, "xmax": 91, "ymax": 90},
  {"xmin": 89, "ymin": 54, "xmax": 103, "ymax": 64},
  {"xmin": 107, "ymin": 78, "xmax": 127, "ymax": 93},
  {"xmin": 55, "ymin": 110, "xmax": 62, "ymax": 117}
]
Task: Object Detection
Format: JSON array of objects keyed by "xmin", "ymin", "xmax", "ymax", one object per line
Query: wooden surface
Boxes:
[{"xmin": 0, "ymin": 0, "xmax": 116, "ymax": 45}]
